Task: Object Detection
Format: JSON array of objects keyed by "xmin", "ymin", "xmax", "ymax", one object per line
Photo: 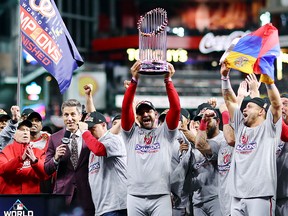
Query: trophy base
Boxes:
[{"xmin": 139, "ymin": 61, "xmax": 168, "ymax": 75}]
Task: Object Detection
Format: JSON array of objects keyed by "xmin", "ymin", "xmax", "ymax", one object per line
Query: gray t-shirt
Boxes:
[
  {"xmin": 122, "ymin": 122, "xmax": 177, "ymax": 196},
  {"xmin": 171, "ymin": 130, "xmax": 190, "ymax": 208},
  {"xmin": 227, "ymin": 108, "xmax": 281, "ymax": 198},
  {"xmin": 192, "ymin": 143, "xmax": 219, "ymax": 205},
  {"xmin": 88, "ymin": 131, "xmax": 127, "ymax": 215},
  {"xmin": 210, "ymin": 131, "xmax": 233, "ymax": 216},
  {"xmin": 276, "ymin": 140, "xmax": 288, "ymax": 199}
]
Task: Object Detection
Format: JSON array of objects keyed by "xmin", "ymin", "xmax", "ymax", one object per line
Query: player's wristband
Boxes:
[
  {"xmin": 164, "ymin": 77, "xmax": 172, "ymax": 83},
  {"xmin": 221, "ymin": 78, "xmax": 231, "ymax": 90},
  {"xmin": 265, "ymin": 83, "xmax": 275, "ymax": 89},
  {"xmin": 199, "ymin": 119, "xmax": 207, "ymax": 131},
  {"xmin": 221, "ymin": 111, "xmax": 230, "ymax": 125}
]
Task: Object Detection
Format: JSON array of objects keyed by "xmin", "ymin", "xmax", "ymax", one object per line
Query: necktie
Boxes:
[{"xmin": 70, "ymin": 134, "xmax": 78, "ymax": 169}]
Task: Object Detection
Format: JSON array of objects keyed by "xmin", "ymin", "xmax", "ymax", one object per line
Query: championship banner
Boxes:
[
  {"xmin": 20, "ymin": 0, "xmax": 84, "ymax": 93},
  {"xmin": 225, "ymin": 23, "xmax": 280, "ymax": 84}
]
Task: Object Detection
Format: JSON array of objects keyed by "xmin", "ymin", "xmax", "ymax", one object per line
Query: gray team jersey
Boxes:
[
  {"xmin": 276, "ymin": 140, "xmax": 288, "ymax": 199},
  {"xmin": 171, "ymin": 131, "xmax": 190, "ymax": 208},
  {"xmin": 88, "ymin": 131, "xmax": 127, "ymax": 216},
  {"xmin": 192, "ymin": 143, "xmax": 219, "ymax": 205},
  {"xmin": 210, "ymin": 131, "xmax": 233, "ymax": 216},
  {"xmin": 122, "ymin": 121, "xmax": 177, "ymax": 196},
  {"xmin": 227, "ymin": 108, "xmax": 281, "ymax": 198}
]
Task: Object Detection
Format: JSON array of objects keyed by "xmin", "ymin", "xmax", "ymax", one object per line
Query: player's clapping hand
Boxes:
[
  {"xmin": 246, "ymin": 73, "xmax": 260, "ymax": 96},
  {"xmin": 237, "ymin": 81, "xmax": 249, "ymax": 98},
  {"xmin": 25, "ymin": 144, "xmax": 38, "ymax": 163}
]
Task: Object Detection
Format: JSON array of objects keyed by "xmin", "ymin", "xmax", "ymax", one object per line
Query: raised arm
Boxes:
[
  {"xmin": 219, "ymin": 103, "xmax": 235, "ymax": 147},
  {"xmin": 84, "ymin": 84, "xmax": 96, "ymax": 113},
  {"xmin": 165, "ymin": 63, "xmax": 181, "ymax": 130},
  {"xmin": 121, "ymin": 61, "xmax": 141, "ymax": 131},
  {"xmin": 220, "ymin": 63, "xmax": 238, "ymax": 121},
  {"xmin": 266, "ymin": 83, "xmax": 282, "ymax": 123},
  {"xmin": 195, "ymin": 109, "xmax": 217, "ymax": 155}
]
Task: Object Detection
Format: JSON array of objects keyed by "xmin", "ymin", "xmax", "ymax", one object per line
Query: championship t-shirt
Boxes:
[
  {"xmin": 88, "ymin": 131, "xmax": 127, "ymax": 215},
  {"xmin": 210, "ymin": 131, "xmax": 233, "ymax": 216},
  {"xmin": 227, "ymin": 109, "xmax": 281, "ymax": 198},
  {"xmin": 122, "ymin": 121, "xmax": 177, "ymax": 196}
]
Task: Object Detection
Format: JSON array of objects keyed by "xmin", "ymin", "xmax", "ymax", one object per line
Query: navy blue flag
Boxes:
[{"xmin": 20, "ymin": 0, "xmax": 84, "ymax": 93}]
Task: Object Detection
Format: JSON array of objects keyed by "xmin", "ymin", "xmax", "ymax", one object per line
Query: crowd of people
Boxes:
[{"xmin": 0, "ymin": 60, "xmax": 287, "ymax": 216}]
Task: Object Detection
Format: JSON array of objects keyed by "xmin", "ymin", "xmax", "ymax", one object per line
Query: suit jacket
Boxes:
[{"xmin": 44, "ymin": 128, "xmax": 94, "ymax": 215}]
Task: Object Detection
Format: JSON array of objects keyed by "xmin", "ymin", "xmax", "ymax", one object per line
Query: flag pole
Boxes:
[{"xmin": 17, "ymin": 0, "xmax": 22, "ymax": 107}]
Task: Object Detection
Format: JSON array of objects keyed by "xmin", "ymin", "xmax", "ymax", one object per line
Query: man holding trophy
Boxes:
[
  {"xmin": 121, "ymin": 8, "xmax": 182, "ymax": 215},
  {"xmin": 121, "ymin": 59, "xmax": 180, "ymax": 216}
]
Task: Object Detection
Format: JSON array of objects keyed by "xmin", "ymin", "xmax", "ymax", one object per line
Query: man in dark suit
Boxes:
[{"xmin": 44, "ymin": 99, "xmax": 95, "ymax": 216}]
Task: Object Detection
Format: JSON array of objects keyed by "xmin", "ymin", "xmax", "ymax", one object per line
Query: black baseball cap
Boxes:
[
  {"xmin": 193, "ymin": 115, "xmax": 202, "ymax": 122},
  {"xmin": 84, "ymin": 111, "xmax": 107, "ymax": 128},
  {"xmin": 0, "ymin": 109, "xmax": 11, "ymax": 121},
  {"xmin": 181, "ymin": 108, "xmax": 190, "ymax": 120},
  {"xmin": 158, "ymin": 109, "xmax": 169, "ymax": 123},
  {"xmin": 281, "ymin": 93, "xmax": 288, "ymax": 99},
  {"xmin": 111, "ymin": 114, "xmax": 121, "ymax": 123},
  {"xmin": 195, "ymin": 103, "xmax": 213, "ymax": 116},
  {"xmin": 17, "ymin": 120, "xmax": 32, "ymax": 129},
  {"xmin": 27, "ymin": 112, "xmax": 42, "ymax": 121},
  {"xmin": 21, "ymin": 108, "xmax": 34, "ymax": 116},
  {"xmin": 240, "ymin": 96, "xmax": 252, "ymax": 113},
  {"xmin": 246, "ymin": 97, "xmax": 270, "ymax": 112},
  {"xmin": 136, "ymin": 100, "xmax": 156, "ymax": 114},
  {"xmin": 193, "ymin": 106, "xmax": 219, "ymax": 122}
]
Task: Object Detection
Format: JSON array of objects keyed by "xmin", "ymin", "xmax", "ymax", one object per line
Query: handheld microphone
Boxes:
[
  {"xmin": 55, "ymin": 130, "xmax": 71, "ymax": 192},
  {"xmin": 62, "ymin": 130, "xmax": 71, "ymax": 145}
]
